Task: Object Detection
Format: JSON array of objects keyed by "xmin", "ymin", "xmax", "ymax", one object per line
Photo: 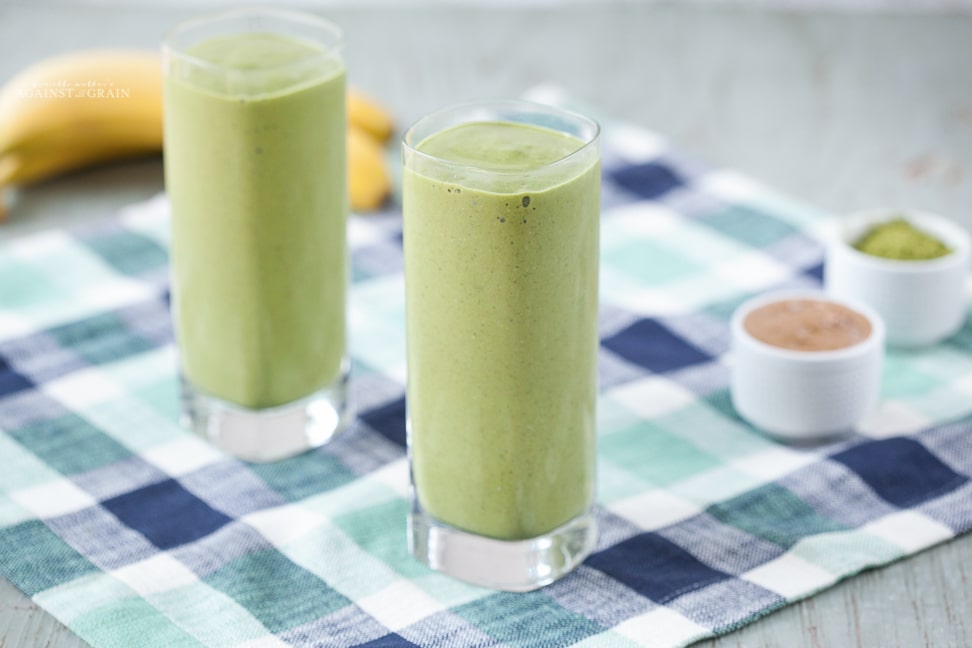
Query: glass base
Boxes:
[
  {"xmin": 179, "ymin": 365, "xmax": 351, "ymax": 463},
  {"xmin": 408, "ymin": 499, "xmax": 597, "ymax": 592}
]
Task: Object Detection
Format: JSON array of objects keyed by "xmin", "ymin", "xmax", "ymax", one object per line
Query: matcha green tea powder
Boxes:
[{"xmin": 854, "ymin": 218, "xmax": 952, "ymax": 260}]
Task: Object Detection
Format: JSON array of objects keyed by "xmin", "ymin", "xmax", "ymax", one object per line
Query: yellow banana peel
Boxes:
[
  {"xmin": 0, "ymin": 49, "xmax": 163, "ymax": 218},
  {"xmin": 348, "ymin": 125, "xmax": 392, "ymax": 212},
  {"xmin": 0, "ymin": 50, "xmax": 395, "ymax": 218},
  {"xmin": 348, "ymin": 88, "xmax": 395, "ymax": 143}
]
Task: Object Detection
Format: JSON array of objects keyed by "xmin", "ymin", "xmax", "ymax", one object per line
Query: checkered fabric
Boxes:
[{"xmin": 2, "ymin": 123, "xmax": 972, "ymax": 648}]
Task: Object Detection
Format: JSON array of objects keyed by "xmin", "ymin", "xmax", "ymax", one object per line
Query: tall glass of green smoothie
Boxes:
[
  {"xmin": 402, "ymin": 101, "xmax": 600, "ymax": 591},
  {"xmin": 163, "ymin": 9, "xmax": 350, "ymax": 462}
]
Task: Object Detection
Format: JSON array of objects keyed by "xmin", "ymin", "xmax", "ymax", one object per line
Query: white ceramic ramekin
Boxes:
[
  {"xmin": 824, "ymin": 209, "xmax": 971, "ymax": 347},
  {"xmin": 730, "ymin": 290, "xmax": 885, "ymax": 442}
]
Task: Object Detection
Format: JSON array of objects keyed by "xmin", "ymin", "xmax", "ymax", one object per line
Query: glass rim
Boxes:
[
  {"xmin": 162, "ymin": 7, "xmax": 344, "ymax": 74},
  {"xmin": 402, "ymin": 99, "xmax": 601, "ymax": 178}
]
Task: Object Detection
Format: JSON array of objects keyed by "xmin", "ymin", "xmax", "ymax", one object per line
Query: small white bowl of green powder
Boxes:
[{"xmin": 825, "ymin": 209, "xmax": 971, "ymax": 346}]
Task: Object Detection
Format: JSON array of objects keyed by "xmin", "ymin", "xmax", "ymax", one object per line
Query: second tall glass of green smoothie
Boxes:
[
  {"xmin": 163, "ymin": 9, "xmax": 350, "ymax": 462},
  {"xmin": 403, "ymin": 101, "xmax": 601, "ymax": 591}
]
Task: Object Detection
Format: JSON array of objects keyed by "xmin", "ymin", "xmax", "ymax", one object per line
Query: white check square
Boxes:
[
  {"xmin": 698, "ymin": 170, "xmax": 765, "ymax": 203},
  {"xmin": 614, "ymin": 606, "xmax": 707, "ymax": 646},
  {"xmin": 355, "ymin": 580, "xmax": 445, "ymax": 632},
  {"xmin": 730, "ymin": 447, "xmax": 818, "ymax": 482},
  {"xmin": 716, "ymin": 253, "xmax": 791, "ymax": 292},
  {"xmin": 11, "ymin": 478, "xmax": 97, "ymax": 519},
  {"xmin": 863, "ymin": 511, "xmax": 954, "ymax": 553},
  {"xmin": 856, "ymin": 401, "xmax": 930, "ymax": 438},
  {"xmin": 141, "ymin": 436, "xmax": 224, "ymax": 478},
  {"xmin": 368, "ymin": 457, "xmax": 409, "ymax": 498},
  {"xmin": 608, "ymin": 376, "xmax": 695, "ymax": 420},
  {"xmin": 742, "ymin": 551, "xmax": 836, "ymax": 600},
  {"xmin": 605, "ymin": 125, "xmax": 666, "ymax": 163},
  {"xmin": 112, "ymin": 553, "xmax": 199, "ymax": 597},
  {"xmin": 43, "ymin": 369, "xmax": 125, "ymax": 411},
  {"xmin": 0, "ymin": 313, "xmax": 32, "ymax": 343},
  {"xmin": 609, "ymin": 489, "xmax": 701, "ymax": 532},
  {"xmin": 348, "ymin": 218, "xmax": 386, "ymax": 248},
  {"xmin": 232, "ymin": 637, "xmax": 291, "ymax": 648},
  {"xmin": 607, "ymin": 202, "xmax": 681, "ymax": 238},
  {"xmin": 244, "ymin": 504, "xmax": 326, "ymax": 548},
  {"xmin": 612, "ymin": 287, "xmax": 685, "ymax": 318}
]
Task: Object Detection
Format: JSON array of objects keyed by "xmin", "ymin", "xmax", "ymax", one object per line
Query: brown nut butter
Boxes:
[{"xmin": 744, "ymin": 299, "xmax": 872, "ymax": 351}]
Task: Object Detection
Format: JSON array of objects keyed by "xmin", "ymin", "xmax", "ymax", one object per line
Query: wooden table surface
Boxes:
[{"xmin": 1, "ymin": 3, "xmax": 971, "ymax": 647}]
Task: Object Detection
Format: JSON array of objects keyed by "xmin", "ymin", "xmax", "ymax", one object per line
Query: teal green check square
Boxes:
[
  {"xmin": 0, "ymin": 434, "xmax": 69, "ymax": 492},
  {"xmin": 653, "ymin": 401, "xmax": 773, "ymax": 460},
  {"xmin": 352, "ymin": 264, "xmax": 376, "ymax": 284},
  {"xmin": 350, "ymin": 358, "xmax": 379, "ymax": 379},
  {"xmin": 150, "ymin": 581, "xmax": 280, "ymax": 647},
  {"xmin": 35, "ymin": 571, "xmax": 137, "ymax": 627},
  {"xmin": 703, "ymin": 292, "xmax": 754, "ymax": 324},
  {"xmin": 332, "ymin": 499, "xmax": 428, "ymax": 579},
  {"xmin": 882, "ymin": 354, "xmax": 941, "ymax": 398},
  {"xmin": 897, "ymin": 345, "xmax": 972, "ymax": 385},
  {"xmin": 8, "ymin": 414, "xmax": 132, "ymax": 476},
  {"xmin": 597, "ymin": 458, "xmax": 655, "ymax": 505},
  {"xmin": 0, "ymin": 256, "xmax": 72, "ymax": 309},
  {"xmin": 740, "ymin": 189, "xmax": 831, "ymax": 231},
  {"xmin": 134, "ymin": 377, "xmax": 181, "ymax": 423},
  {"xmin": 0, "ymin": 492, "xmax": 30, "ymax": 527},
  {"xmin": 0, "ymin": 520, "xmax": 98, "ymax": 596},
  {"xmin": 698, "ymin": 205, "xmax": 800, "ymax": 248},
  {"xmin": 204, "ymin": 549, "xmax": 350, "ymax": 634},
  {"xmin": 946, "ymin": 316, "xmax": 972, "ymax": 349},
  {"xmin": 902, "ymin": 384, "xmax": 972, "ymax": 423},
  {"xmin": 603, "ymin": 238, "xmax": 703, "ymax": 286},
  {"xmin": 455, "ymin": 591, "xmax": 605, "ymax": 648},
  {"xmin": 251, "ymin": 451, "xmax": 357, "ymax": 502},
  {"xmin": 5, "ymin": 236, "xmax": 146, "ymax": 318},
  {"xmin": 708, "ymin": 483, "xmax": 848, "ymax": 549},
  {"xmin": 82, "ymin": 230, "xmax": 168, "ymax": 278},
  {"xmin": 600, "ymin": 421, "xmax": 722, "ymax": 487},
  {"xmin": 100, "ymin": 349, "xmax": 181, "ymax": 423},
  {"xmin": 83, "ymin": 397, "xmax": 186, "ymax": 452},
  {"xmin": 702, "ymin": 389, "xmax": 749, "ymax": 426},
  {"xmin": 71, "ymin": 595, "xmax": 205, "ymax": 648},
  {"xmin": 48, "ymin": 313, "xmax": 154, "ymax": 366},
  {"xmin": 792, "ymin": 529, "xmax": 905, "ymax": 576}
]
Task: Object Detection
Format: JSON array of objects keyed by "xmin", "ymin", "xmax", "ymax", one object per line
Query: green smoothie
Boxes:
[
  {"xmin": 403, "ymin": 121, "xmax": 600, "ymax": 541},
  {"xmin": 164, "ymin": 33, "xmax": 347, "ymax": 410}
]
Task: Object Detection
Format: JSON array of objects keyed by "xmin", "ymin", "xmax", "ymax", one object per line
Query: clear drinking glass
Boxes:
[
  {"xmin": 402, "ymin": 101, "xmax": 601, "ymax": 591},
  {"xmin": 163, "ymin": 8, "xmax": 350, "ymax": 462}
]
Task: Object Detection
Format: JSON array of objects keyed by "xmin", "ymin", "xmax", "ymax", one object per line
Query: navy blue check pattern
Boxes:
[{"xmin": 0, "ymin": 120, "xmax": 971, "ymax": 648}]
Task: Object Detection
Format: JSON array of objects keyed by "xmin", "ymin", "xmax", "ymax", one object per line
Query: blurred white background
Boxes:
[{"xmin": 38, "ymin": 0, "xmax": 972, "ymax": 10}]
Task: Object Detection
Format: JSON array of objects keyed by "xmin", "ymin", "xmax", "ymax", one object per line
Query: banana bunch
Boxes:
[
  {"xmin": 0, "ymin": 50, "xmax": 394, "ymax": 218},
  {"xmin": 346, "ymin": 88, "xmax": 394, "ymax": 211},
  {"xmin": 0, "ymin": 50, "xmax": 164, "ymax": 208}
]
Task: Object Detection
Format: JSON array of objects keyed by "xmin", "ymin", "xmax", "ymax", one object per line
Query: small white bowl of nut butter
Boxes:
[
  {"xmin": 825, "ymin": 209, "xmax": 971, "ymax": 347},
  {"xmin": 730, "ymin": 291, "xmax": 884, "ymax": 442}
]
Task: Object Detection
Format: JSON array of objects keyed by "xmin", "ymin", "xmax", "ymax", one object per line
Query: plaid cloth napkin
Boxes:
[{"xmin": 2, "ymin": 119, "xmax": 972, "ymax": 648}]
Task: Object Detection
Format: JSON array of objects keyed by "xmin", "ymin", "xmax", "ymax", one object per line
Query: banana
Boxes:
[
  {"xmin": 348, "ymin": 88, "xmax": 394, "ymax": 143},
  {"xmin": 346, "ymin": 90, "xmax": 394, "ymax": 209},
  {"xmin": 0, "ymin": 50, "xmax": 394, "ymax": 217},
  {"xmin": 348, "ymin": 125, "xmax": 391, "ymax": 212},
  {"xmin": 0, "ymin": 49, "xmax": 164, "ymax": 208}
]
